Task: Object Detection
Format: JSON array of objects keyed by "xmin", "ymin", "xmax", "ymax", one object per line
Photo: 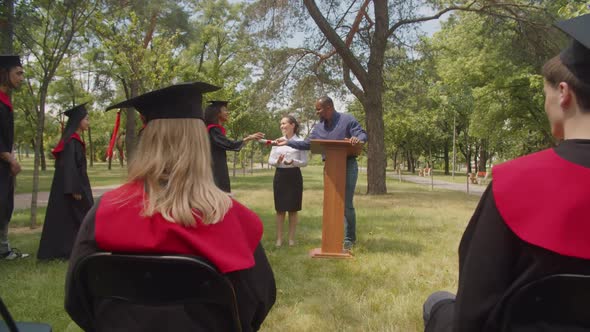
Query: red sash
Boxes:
[
  {"xmin": 0, "ymin": 91, "xmax": 12, "ymax": 112},
  {"xmin": 51, "ymin": 133, "xmax": 85, "ymax": 158},
  {"xmin": 95, "ymin": 182, "xmax": 262, "ymax": 273},
  {"xmin": 493, "ymin": 148, "xmax": 590, "ymax": 258}
]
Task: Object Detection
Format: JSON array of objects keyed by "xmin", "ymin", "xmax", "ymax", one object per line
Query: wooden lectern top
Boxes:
[{"xmin": 310, "ymin": 139, "xmax": 363, "ymax": 157}]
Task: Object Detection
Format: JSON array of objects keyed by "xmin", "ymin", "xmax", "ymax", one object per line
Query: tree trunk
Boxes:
[
  {"xmin": 232, "ymin": 151, "xmax": 237, "ymax": 178},
  {"xmin": 40, "ymin": 136, "xmax": 46, "ymax": 170},
  {"xmin": 478, "ymin": 139, "xmax": 487, "ymax": 172},
  {"xmin": 473, "ymin": 145, "xmax": 479, "ymax": 172},
  {"xmin": 362, "ymin": 84, "xmax": 386, "ymax": 194},
  {"xmin": 87, "ymin": 124, "xmax": 93, "ymax": 167},
  {"xmin": 30, "ymin": 85, "xmax": 49, "ymax": 228},
  {"xmin": 443, "ymin": 141, "xmax": 450, "ymax": 175},
  {"xmin": 250, "ymin": 150, "xmax": 254, "ymax": 175},
  {"xmin": 0, "ymin": 0, "xmax": 14, "ymax": 53},
  {"xmin": 125, "ymin": 82, "xmax": 138, "ymax": 161}
]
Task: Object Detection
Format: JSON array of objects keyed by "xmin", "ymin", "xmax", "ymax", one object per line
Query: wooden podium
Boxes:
[{"xmin": 309, "ymin": 139, "xmax": 363, "ymax": 259}]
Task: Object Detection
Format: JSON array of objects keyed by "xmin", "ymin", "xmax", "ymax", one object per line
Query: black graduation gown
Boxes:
[
  {"xmin": 426, "ymin": 140, "xmax": 590, "ymax": 332},
  {"xmin": 37, "ymin": 139, "xmax": 93, "ymax": 260},
  {"xmin": 0, "ymin": 101, "xmax": 14, "ymax": 228},
  {"xmin": 65, "ymin": 198, "xmax": 276, "ymax": 332},
  {"xmin": 209, "ymin": 126, "xmax": 244, "ymax": 193}
]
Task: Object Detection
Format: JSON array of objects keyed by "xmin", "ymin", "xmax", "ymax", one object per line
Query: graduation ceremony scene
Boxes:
[{"xmin": 1, "ymin": 1, "xmax": 589, "ymax": 331}]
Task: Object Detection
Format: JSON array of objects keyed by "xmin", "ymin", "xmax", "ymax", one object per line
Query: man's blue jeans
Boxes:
[{"xmin": 344, "ymin": 158, "xmax": 358, "ymax": 245}]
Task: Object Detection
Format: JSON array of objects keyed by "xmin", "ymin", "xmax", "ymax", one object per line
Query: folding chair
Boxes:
[
  {"xmin": 499, "ymin": 274, "xmax": 590, "ymax": 331},
  {"xmin": 73, "ymin": 252, "xmax": 242, "ymax": 332},
  {"xmin": 0, "ymin": 297, "xmax": 52, "ymax": 332}
]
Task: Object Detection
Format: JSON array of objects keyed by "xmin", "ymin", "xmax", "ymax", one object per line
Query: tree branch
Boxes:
[
  {"xmin": 343, "ymin": 62, "xmax": 364, "ymax": 103},
  {"xmin": 303, "ymin": 0, "xmax": 368, "ymax": 88}
]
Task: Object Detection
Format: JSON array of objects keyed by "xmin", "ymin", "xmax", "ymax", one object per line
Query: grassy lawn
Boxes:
[
  {"xmin": 14, "ymin": 158, "xmax": 128, "ymax": 194},
  {"xmin": 0, "ymin": 165, "xmax": 480, "ymax": 331}
]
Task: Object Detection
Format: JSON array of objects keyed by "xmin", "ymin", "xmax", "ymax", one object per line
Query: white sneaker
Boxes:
[{"xmin": 1, "ymin": 248, "xmax": 30, "ymax": 260}]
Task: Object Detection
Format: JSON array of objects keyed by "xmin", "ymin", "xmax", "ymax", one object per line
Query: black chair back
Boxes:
[
  {"xmin": 500, "ymin": 274, "xmax": 590, "ymax": 331},
  {"xmin": 74, "ymin": 252, "xmax": 242, "ymax": 332}
]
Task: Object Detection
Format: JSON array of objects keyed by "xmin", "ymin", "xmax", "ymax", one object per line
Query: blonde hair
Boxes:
[{"xmin": 127, "ymin": 118, "xmax": 232, "ymax": 226}]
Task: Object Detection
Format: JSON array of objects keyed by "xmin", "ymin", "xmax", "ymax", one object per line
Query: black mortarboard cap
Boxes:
[
  {"xmin": 208, "ymin": 100, "xmax": 229, "ymax": 107},
  {"xmin": 106, "ymin": 82, "xmax": 221, "ymax": 122},
  {"xmin": 0, "ymin": 55, "xmax": 22, "ymax": 70},
  {"xmin": 555, "ymin": 14, "xmax": 590, "ymax": 85},
  {"xmin": 60, "ymin": 103, "xmax": 89, "ymax": 141}
]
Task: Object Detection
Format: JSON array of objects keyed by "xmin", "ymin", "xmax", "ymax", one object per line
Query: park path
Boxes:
[
  {"xmin": 390, "ymin": 173, "xmax": 486, "ymax": 197},
  {"xmin": 14, "ymin": 170, "xmax": 485, "ymax": 210},
  {"xmin": 14, "ymin": 185, "xmax": 121, "ymax": 210}
]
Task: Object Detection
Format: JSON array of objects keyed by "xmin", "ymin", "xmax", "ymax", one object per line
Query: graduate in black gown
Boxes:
[
  {"xmin": 424, "ymin": 14, "xmax": 590, "ymax": 332},
  {"xmin": 65, "ymin": 82, "xmax": 276, "ymax": 332},
  {"xmin": 0, "ymin": 55, "xmax": 27, "ymax": 260},
  {"xmin": 204, "ymin": 100, "xmax": 264, "ymax": 193},
  {"xmin": 37, "ymin": 104, "xmax": 93, "ymax": 260}
]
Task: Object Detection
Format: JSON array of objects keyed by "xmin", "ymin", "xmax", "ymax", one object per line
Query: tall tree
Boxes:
[
  {"xmin": 298, "ymin": 0, "xmax": 544, "ymax": 194},
  {"xmin": 14, "ymin": 0, "xmax": 98, "ymax": 227}
]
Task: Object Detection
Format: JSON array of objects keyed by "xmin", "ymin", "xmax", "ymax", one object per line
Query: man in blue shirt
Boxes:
[{"xmin": 276, "ymin": 96, "xmax": 367, "ymax": 250}]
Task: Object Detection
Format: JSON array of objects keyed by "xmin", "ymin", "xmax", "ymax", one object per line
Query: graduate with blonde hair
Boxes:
[{"xmin": 65, "ymin": 82, "xmax": 276, "ymax": 332}]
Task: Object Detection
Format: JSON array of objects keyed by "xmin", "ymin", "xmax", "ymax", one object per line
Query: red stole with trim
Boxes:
[
  {"xmin": 94, "ymin": 182, "xmax": 262, "ymax": 273},
  {"xmin": 0, "ymin": 90, "xmax": 12, "ymax": 112},
  {"xmin": 51, "ymin": 133, "xmax": 85, "ymax": 158},
  {"xmin": 493, "ymin": 148, "xmax": 590, "ymax": 259}
]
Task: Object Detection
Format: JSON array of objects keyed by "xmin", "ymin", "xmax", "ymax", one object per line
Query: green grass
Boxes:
[
  {"xmin": 14, "ymin": 158, "xmax": 127, "ymax": 194},
  {"xmin": 0, "ymin": 165, "xmax": 480, "ymax": 332}
]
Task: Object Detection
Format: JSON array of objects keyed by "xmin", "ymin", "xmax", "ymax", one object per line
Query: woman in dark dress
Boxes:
[
  {"xmin": 204, "ymin": 100, "xmax": 264, "ymax": 193},
  {"xmin": 65, "ymin": 83, "xmax": 276, "ymax": 332},
  {"xmin": 268, "ymin": 116, "xmax": 307, "ymax": 247},
  {"xmin": 423, "ymin": 14, "xmax": 590, "ymax": 332},
  {"xmin": 37, "ymin": 104, "xmax": 93, "ymax": 260}
]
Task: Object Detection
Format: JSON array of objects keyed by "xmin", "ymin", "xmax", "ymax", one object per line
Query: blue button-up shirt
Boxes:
[{"xmin": 287, "ymin": 111, "xmax": 367, "ymax": 151}]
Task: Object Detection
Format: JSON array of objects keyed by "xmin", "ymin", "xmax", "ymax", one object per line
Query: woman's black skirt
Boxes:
[{"xmin": 273, "ymin": 167, "xmax": 303, "ymax": 212}]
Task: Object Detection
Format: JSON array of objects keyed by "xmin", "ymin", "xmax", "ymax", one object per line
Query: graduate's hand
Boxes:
[
  {"xmin": 277, "ymin": 154, "xmax": 285, "ymax": 164},
  {"xmin": 72, "ymin": 193, "xmax": 82, "ymax": 200},
  {"xmin": 9, "ymin": 160, "xmax": 21, "ymax": 176},
  {"xmin": 245, "ymin": 132, "xmax": 265, "ymax": 142}
]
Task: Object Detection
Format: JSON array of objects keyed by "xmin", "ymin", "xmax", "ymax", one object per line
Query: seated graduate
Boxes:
[
  {"xmin": 64, "ymin": 82, "xmax": 276, "ymax": 332},
  {"xmin": 423, "ymin": 14, "xmax": 590, "ymax": 332},
  {"xmin": 37, "ymin": 103, "xmax": 93, "ymax": 260}
]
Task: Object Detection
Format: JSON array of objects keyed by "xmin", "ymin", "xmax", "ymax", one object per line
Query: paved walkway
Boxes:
[
  {"xmin": 392, "ymin": 173, "xmax": 486, "ymax": 197},
  {"xmin": 14, "ymin": 185, "xmax": 121, "ymax": 210}
]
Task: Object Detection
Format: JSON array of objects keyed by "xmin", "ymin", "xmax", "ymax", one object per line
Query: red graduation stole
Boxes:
[
  {"xmin": 493, "ymin": 148, "xmax": 590, "ymax": 259},
  {"xmin": 207, "ymin": 124, "xmax": 226, "ymax": 136},
  {"xmin": 95, "ymin": 182, "xmax": 263, "ymax": 273},
  {"xmin": 51, "ymin": 133, "xmax": 85, "ymax": 158},
  {"xmin": 0, "ymin": 90, "xmax": 12, "ymax": 112}
]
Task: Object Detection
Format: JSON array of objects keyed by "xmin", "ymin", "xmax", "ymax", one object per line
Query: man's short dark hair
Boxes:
[{"xmin": 317, "ymin": 96, "xmax": 334, "ymax": 108}]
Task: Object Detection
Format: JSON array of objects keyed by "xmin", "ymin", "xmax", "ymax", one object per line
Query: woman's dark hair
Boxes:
[
  {"xmin": 282, "ymin": 115, "xmax": 300, "ymax": 136},
  {"xmin": 543, "ymin": 55, "xmax": 590, "ymax": 111},
  {"xmin": 204, "ymin": 104, "xmax": 223, "ymax": 125}
]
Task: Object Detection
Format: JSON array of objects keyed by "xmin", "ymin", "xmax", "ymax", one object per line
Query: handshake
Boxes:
[{"xmin": 257, "ymin": 137, "xmax": 288, "ymax": 146}]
